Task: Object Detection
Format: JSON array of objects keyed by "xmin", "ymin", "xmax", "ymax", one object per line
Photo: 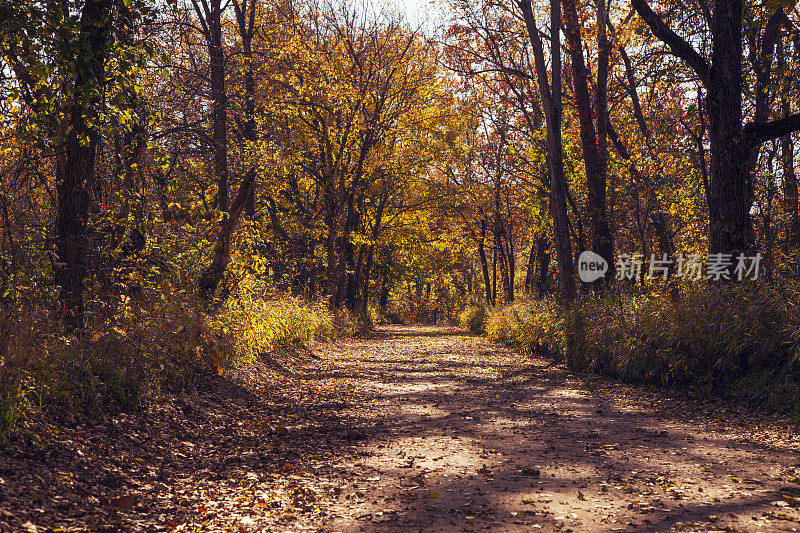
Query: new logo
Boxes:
[{"xmin": 578, "ymin": 251, "xmax": 608, "ymax": 283}]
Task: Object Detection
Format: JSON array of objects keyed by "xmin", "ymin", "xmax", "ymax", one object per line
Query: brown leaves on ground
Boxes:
[{"xmin": 1, "ymin": 325, "xmax": 799, "ymax": 532}]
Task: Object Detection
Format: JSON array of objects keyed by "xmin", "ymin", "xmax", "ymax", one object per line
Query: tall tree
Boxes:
[
  {"xmin": 562, "ymin": 0, "xmax": 614, "ymax": 272},
  {"xmin": 519, "ymin": 0, "xmax": 575, "ymax": 301},
  {"xmin": 632, "ymin": 0, "xmax": 800, "ymax": 259}
]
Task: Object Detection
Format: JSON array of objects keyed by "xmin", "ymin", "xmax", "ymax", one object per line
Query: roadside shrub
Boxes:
[
  {"xmin": 487, "ymin": 283, "xmax": 800, "ymax": 414},
  {"xmin": 0, "ymin": 282, "xmax": 346, "ymax": 435},
  {"xmin": 486, "ymin": 299, "xmax": 564, "ymax": 357},
  {"xmin": 220, "ymin": 293, "xmax": 338, "ymax": 362},
  {"xmin": 0, "ymin": 292, "xmax": 229, "ymax": 433},
  {"xmin": 459, "ymin": 302, "xmax": 489, "ymax": 333},
  {"xmin": 0, "ymin": 365, "xmax": 27, "ymax": 434}
]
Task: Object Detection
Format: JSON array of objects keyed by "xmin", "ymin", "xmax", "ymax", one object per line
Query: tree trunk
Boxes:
[
  {"xmin": 234, "ymin": 0, "xmax": 258, "ymax": 217},
  {"xmin": 506, "ymin": 218, "xmax": 515, "ymax": 301},
  {"xmin": 199, "ymin": 170, "xmax": 256, "ymax": 302},
  {"xmin": 54, "ymin": 0, "xmax": 112, "ymax": 330},
  {"xmin": 707, "ymin": 0, "xmax": 752, "ymax": 256},
  {"xmin": 524, "ymin": 238, "xmax": 538, "ymax": 293},
  {"xmin": 563, "ymin": 0, "xmax": 614, "ymax": 272},
  {"xmin": 537, "ymin": 243, "xmax": 551, "ymax": 297},
  {"xmin": 520, "ymin": 0, "xmax": 575, "ymax": 302},
  {"xmin": 478, "ymin": 220, "xmax": 493, "ymax": 306},
  {"xmin": 779, "ymin": 41, "xmax": 799, "ymax": 250},
  {"xmin": 209, "ymin": 2, "xmax": 228, "ymax": 211},
  {"xmin": 783, "ymin": 133, "xmax": 799, "ymax": 249},
  {"xmin": 379, "ymin": 268, "xmax": 390, "ymax": 314}
]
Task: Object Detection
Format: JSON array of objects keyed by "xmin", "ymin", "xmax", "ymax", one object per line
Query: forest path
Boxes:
[
  {"xmin": 2, "ymin": 325, "xmax": 800, "ymax": 533},
  {"xmin": 315, "ymin": 325, "xmax": 800, "ymax": 533}
]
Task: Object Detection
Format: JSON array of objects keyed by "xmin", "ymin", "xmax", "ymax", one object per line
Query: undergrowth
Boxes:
[
  {"xmin": 458, "ymin": 302, "xmax": 490, "ymax": 333},
  {"xmin": 486, "ymin": 282, "xmax": 800, "ymax": 415},
  {"xmin": 0, "ymin": 285, "xmax": 350, "ymax": 436},
  {"xmin": 220, "ymin": 292, "xmax": 354, "ymax": 362}
]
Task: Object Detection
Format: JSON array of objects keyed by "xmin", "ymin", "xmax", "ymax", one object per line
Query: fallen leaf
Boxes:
[{"xmin": 108, "ymin": 494, "xmax": 136, "ymax": 511}]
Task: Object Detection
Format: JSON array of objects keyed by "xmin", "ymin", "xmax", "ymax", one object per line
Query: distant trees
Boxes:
[
  {"xmin": 445, "ymin": 0, "xmax": 576, "ymax": 301},
  {"xmin": 1, "ymin": 0, "xmax": 800, "ymax": 334},
  {"xmin": 252, "ymin": 5, "xmax": 442, "ymax": 314}
]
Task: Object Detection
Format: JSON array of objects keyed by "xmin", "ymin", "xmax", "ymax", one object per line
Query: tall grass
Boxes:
[
  {"xmin": 0, "ymin": 289, "xmax": 349, "ymax": 435},
  {"xmin": 220, "ymin": 293, "xmax": 349, "ymax": 362},
  {"xmin": 486, "ymin": 283, "xmax": 800, "ymax": 413}
]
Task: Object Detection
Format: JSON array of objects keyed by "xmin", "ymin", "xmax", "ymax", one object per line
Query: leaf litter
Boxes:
[{"xmin": 0, "ymin": 325, "xmax": 799, "ymax": 532}]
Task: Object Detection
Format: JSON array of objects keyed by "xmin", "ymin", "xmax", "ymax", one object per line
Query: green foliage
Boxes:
[
  {"xmin": 219, "ymin": 292, "xmax": 340, "ymax": 362},
  {"xmin": 459, "ymin": 302, "xmax": 489, "ymax": 333},
  {"xmin": 487, "ymin": 284, "xmax": 800, "ymax": 414}
]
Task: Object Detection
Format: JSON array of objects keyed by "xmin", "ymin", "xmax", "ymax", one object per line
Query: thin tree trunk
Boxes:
[
  {"xmin": 524, "ymin": 238, "xmax": 538, "ymax": 293},
  {"xmin": 509, "ymin": 244, "xmax": 515, "ymax": 300},
  {"xmin": 379, "ymin": 267, "xmax": 390, "ymax": 314},
  {"xmin": 210, "ymin": 7, "xmax": 228, "ymax": 211},
  {"xmin": 199, "ymin": 170, "xmax": 256, "ymax": 302},
  {"xmin": 537, "ymin": 243, "xmax": 551, "ymax": 297},
  {"xmin": 478, "ymin": 220, "xmax": 493, "ymax": 306},
  {"xmin": 491, "ymin": 233, "xmax": 497, "ymax": 306},
  {"xmin": 779, "ymin": 40, "xmax": 799, "ymax": 250},
  {"xmin": 233, "ymin": 0, "xmax": 257, "ymax": 217}
]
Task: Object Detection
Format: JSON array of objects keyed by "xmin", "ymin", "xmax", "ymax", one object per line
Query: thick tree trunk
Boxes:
[
  {"xmin": 633, "ymin": 0, "xmax": 800, "ymax": 261},
  {"xmin": 632, "ymin": 0, "xmax": 753, "ymax": 258},
  {"xmin": 520, "ymin": 0, "xmax": 575, "ymax": 302},
  {"xmin": 54, "ymin": 0, "xmax": 112, "ymax": 330},
  {"xmin": 707, "ymin": 0, "xmax": 752, "ymax": 256}
]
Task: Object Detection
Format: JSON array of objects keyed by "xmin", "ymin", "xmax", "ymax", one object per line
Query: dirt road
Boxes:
[
  {"xmin": 2, "ymin": 325, "xmax": 799, "ymax": 532},
  {"xmin": 316, "ymin": 326, "xmax": 800, "ymax": 532}
]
